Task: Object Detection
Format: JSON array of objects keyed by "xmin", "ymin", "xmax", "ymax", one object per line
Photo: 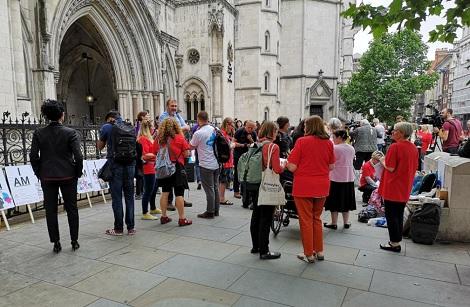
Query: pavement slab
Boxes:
[
  {"xmin": 342, "ymin": 288, "xmax": 437, "ymax": 307},
  {"xmin": 98, "ymin": 245, "xmax": 176, "ymax": 271},
  {"xmin": 158, "ymin": 236, "xmax": 239, "ymax": 260},
  {"xmin": 0, "ymin": 268, "xmax": 39, "ymax": 297},
  {"xmin": 129, "ymin": 278, "xmax": 241, "ymax": 307}
]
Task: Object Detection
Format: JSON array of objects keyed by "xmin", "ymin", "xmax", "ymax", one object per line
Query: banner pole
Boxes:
[
  {"xmin": 26, "ymin": 204, "xmax": 35, "ymax": 223},
  {"xmin": 101, "ymin": 190, "xmax": 107, "ymax": 203},
  {"xmin": 0, "ymin": 211, "xmax": 10, "ymax": 231},
  {"xmin": 86, "ymin": 193, "xmax": 92, "ymax": 208}
]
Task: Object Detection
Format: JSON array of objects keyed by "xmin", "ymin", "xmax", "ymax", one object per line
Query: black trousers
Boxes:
[
  {"xmin": 359, "ymin": 184, "xmax": 376, "ymax": 203},
  {"xmin": 248, "ymin": 183, "xmax": 275, "ymax": 254},
  {"xmin": 354, "ymin": 151, "xmax": 373, "ymax": 170},
  {"xmin": 384, "ymin": 200, "xmax": 405, "ymax": 243},
  {"xmin": 135, "ymin": 175, "xmax": 144, "ymax": 196},
  {"xmin": 233, "ymin": 156, "xmax": 241, "ymax": 193},
  {"xmin": 41, "ymin": 179, "xmax": 79, "ymax": 243}
]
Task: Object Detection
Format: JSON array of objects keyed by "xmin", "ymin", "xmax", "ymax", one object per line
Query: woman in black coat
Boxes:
[{"xmin": 30, "ymin": 100, "xmax": 83, "ymax": 253}]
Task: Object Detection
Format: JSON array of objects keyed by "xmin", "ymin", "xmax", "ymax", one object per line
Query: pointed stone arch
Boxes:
[{"xmin": 181, "ymin": 77, "xmax": 210, "ymax": 121}]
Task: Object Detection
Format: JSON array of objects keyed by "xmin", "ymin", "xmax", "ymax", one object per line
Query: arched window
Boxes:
[
  {"xmin": 264, "ymin": 107, "xmax": 270, "ymax": 121},
  {"xmin": 264, "ymin": 31, "xmax": 270, "ymax": 52},
  {"xmin": 192, "ymin": 94, "xmax": 198, "ymax": 120},
  {"xmin": 264, "ymin": 72, "xmax": 269, "ymax": 92},
  {"xmin": 264, "ymin": 72, "xmax": 270, "ymax": 92},
  {"xmin": 185, "ymin": 95, "xmax": 191, "ymax": 120},
  {"xmin": 200, "ymin": 95, "xmax": 205, "ymax": 111}
]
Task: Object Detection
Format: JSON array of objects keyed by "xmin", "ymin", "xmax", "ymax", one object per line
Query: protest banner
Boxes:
[
  {"xmin": 4, "ymin": 165, "xmax": 39, "ymax": 223},
  {"xmin": 86, "ymin": 159, "xmax": 109, "ymax": 203},
  {"xmin": 0, "ymin": 169, "xmax": 15, "ymax": 230}
]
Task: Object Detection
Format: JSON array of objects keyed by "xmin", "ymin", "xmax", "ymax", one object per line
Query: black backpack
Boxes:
[
  {"xmin": 111, "ymin": 122, "xmax": 136, "ymax": 164},
  {"xmin": 410, "ymin": 202, "xmax": 441, "ymax": 245},
  {"xmin": 213, "ymin": 127, "xmax": 231, "ymax": 164}
]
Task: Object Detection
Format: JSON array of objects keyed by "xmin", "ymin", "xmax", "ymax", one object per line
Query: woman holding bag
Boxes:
[{"xmin": 250, "ymin": 121, "xmax": 285, "ymax": 260}]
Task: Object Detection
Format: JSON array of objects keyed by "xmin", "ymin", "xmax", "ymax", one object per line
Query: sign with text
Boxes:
[
  {"xmin": 86, "ymin": 159, "xmax": 109, "ymax": 191},
  {"xmin": 77, "ymin": 164, "xmax": 94, "ymax": 194},
  {"xmin": 0, "ymin": 170, "xmax": 15, "ymax": 210},
  {"xmin": 4, "ymin": 165, "xmax": 42, "ymax": 206}
]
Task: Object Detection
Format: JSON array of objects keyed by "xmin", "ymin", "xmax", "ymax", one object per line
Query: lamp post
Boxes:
[{"xmin": 83, "ymin": 52, "xmax": 95, "ymax": 124}]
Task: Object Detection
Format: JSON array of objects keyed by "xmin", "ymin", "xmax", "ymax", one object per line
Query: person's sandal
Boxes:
[
  {"xmin": 344, "ymin": 223, "xmax": 352, "ymax": 229},
  {"xmin": 323, "ymin": 223, "xmax": 338, "ymax": 230},
  {"xmin": 220, "ymin": 200, "xmax": 233, "ymax": 206},
  {"xmin": 178, "ymin": 218, "xmax": 192, "ymax": 226},
  {"xmin": 297, "ymin": 253, "xmax": 315, "ymax": 263},
  {"xmin": 160, "ymin": 216, "xmax": 172, "ymax": 225},
  {"xmin": 315, "ymin": 253, "xmax": 325, "ymax": 261},
  {"xmin": 128, "ymin": 229, "xmax": 136, "ymax": 236},
  {"xmin": 379, "ymin": 242, "xmax": 401, "ymax": 253},
  {"xmin": 105, "ymin": 229, "xmax": 123, "ymax": 236}
]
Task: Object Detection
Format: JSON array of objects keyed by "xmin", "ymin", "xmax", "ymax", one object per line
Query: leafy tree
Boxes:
[
  {"xmin": 342, "ymin": 0, "xmax": 470, "ymax": 43},
  {"xmin": 340, "ymin": 29, "xmax": 438, "ymax": 124}
]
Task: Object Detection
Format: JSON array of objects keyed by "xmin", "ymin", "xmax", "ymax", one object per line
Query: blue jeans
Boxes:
[
  {"xmin": 142, "ymin": 174, "xmax": 156, "ymax": 214},
  {"xmin": 110, "ymin": 162, "xmax": 135, "ymax": 231}
]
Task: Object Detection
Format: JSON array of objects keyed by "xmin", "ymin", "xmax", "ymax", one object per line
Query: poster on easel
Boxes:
[
  {"xmin": 77, "ymin": 164, "xmax": 94, "ymax": 194},
  {"xmin": 4, "ymin": 165, "xmax": 42, "ymax": 206},
  {"xmin": 86, "ymin": 159, "xmax": 109, "ymax": 191},
  {"xmin": 0, "ymin": 170, "xmax": 15, "ymax": 210}
]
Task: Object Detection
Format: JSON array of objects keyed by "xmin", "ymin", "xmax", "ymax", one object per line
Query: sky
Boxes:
[{"xmin": 353, "ymin": 0, "xmax": 462, "ymax": 60}]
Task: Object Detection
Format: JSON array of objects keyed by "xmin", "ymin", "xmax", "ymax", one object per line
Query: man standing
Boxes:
[
  {"xmin": 435, "ymin": 108, "xmax": 464, "ymax": 154},
  {"xmin": 190, "ymin": 111, "xmax": 220, "ymax": 218},
  {"xmin": 158, "ymin": 98, "xmax": 192, "ymax": 209},
  {"xmin": 233, "ymin": 120, "xmax": 257, "ymax": 200},
  {"xmin": 373, "ymin": 118, "xmax": 385, "ymax": 152},
  {"xmin": 98, "ymin": 111, "xmax": 136, "ymax": 236},
  {"xmin": 350, "ymin": 119, "xmax": 378, "ymax": 170}
]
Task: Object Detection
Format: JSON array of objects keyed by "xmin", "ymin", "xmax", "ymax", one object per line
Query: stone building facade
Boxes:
[
  {"xmin": 451, "ymin": 27, "xmax": 470, "ymax": 122},
  {"xmin": 0, "ymin": 0, "xmax": 355, "ymax": 124}
]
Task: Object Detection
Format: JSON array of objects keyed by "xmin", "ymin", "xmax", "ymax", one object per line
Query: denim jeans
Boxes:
[
  {"xmin": 142, "ymin": 174, "xmax": 156, "ymax": 214},
  {"xmin": 110, "ymin": 161, "xmax": 135, "ymax": 231}
]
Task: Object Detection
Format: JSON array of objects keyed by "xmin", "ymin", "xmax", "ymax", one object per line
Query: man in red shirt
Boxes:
[
  {"xmin": 359, "ymin": 151, "xmax": 384, "ymax": 203},
  {"xmin": 435, "ymin": 108, "xmax": 463, "ymax": 154}
]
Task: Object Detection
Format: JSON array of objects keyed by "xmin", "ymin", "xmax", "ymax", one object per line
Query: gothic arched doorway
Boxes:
[
  {"xmin": 57, "ymin": 16, "xmax": 116, "ymax": 125},
  {"xmin": 182, "ymin": 79, "xmax": 209, "ymax": 121}
]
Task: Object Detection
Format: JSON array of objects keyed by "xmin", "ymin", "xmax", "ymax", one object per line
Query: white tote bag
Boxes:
[{"xmin": 258, "ymin": 143, "xmax": 285, "ymax": 206}]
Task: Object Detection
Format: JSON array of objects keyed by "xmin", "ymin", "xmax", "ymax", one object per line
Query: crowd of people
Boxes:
[{"xmin": 30, "ymin": 98, "xmax": 470, "ymax": 261}]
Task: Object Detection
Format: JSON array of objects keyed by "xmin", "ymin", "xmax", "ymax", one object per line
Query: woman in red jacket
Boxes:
[
  {"xmin": 287, "ymin": 115, "xmax": 335, "ymax": 263},
  {"xmin": 250, "ymin": 121, "xmax": 285, "ymax": 260},
  {"xmin": 138, "ymin": 121, "xmax": 161, "ymax": 220},
  {"xmin": 379, "ymin": 122, "xmax": 419, "ymax": 252}
]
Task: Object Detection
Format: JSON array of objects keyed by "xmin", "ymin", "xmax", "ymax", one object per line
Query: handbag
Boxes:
[
  {"xmin": 98, "ymin": 160, "xmax": 113, "ymax": 182},
  {"xmin": 258, "ymin": 143, "xmax": 285, "ymax": 206},
  {"xmin": 155, "ymin": 139, "xmax": 176, "ymax": 179}
]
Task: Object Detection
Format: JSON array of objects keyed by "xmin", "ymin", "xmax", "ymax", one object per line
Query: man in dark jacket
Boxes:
[{"xmin": 30, "ymin": 99, "xmax": 83, "ymax": 253}]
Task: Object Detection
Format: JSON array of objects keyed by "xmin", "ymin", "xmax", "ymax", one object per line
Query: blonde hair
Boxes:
[
  {"xmin": 371, "ymin": 150, "xmax": 384, "ymax": 161},
  {"xmin": 158, "ymin": 118, "xmax": 182, "ymax": 145},
  {"xmin": 258, "ymin": 121, "xmax": 278, "ymax": 139},
  {"xmin": 304, "ymin": 115, "xmax": 329, "ymax": 139},
  {"xmin": 221, "ymin": 117, "xmax": 234, "ymax": 134},
  {"xmin": 421, "ymin": 125, "xmax": 429, "ymax": 132},
  {"xmin": 138, "ymin": 120, "xmax": 153, "ymax": 141},
  {"xmin": 394, "ymin": 121, "xmax": 414, "ymax": 138}
]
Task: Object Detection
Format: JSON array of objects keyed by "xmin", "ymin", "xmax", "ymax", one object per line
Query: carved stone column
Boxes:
[
  {"xmin": 132, "ymin": 92, "xmax": 139, "ymax": 122},
  {"xmin": 153, "ymin": 92, "xmax": 161, "ymax": 119},
  {"xmin": 210, "ymin": 64, "xmax": 223, "ymax": 117},
  {"xmin": 117, "ymin": 91, "xmax": 128, "ymax": 119},
  {"xmin": 142, "ymin": 92, "xmax": 150, "ymax": 113}
]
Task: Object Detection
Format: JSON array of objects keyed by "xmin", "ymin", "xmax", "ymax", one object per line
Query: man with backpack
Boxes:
[
  {"xmin": 190, "ymin": 111, "xmax": 222, "ymax": 218},
  {"xmin": 434, "ymin": 108, "xmax": 464, "ymax": 154},
  {"xmin": 98, "ymin": 110, "xmax": 137, "ymax": 236}
]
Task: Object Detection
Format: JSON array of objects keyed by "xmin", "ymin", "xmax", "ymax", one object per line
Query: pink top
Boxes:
[{"xmin": 329, "ymin": 143, "xmax": 355, "ymax": 183}]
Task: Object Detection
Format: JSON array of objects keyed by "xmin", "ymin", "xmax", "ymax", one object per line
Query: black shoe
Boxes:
[
  {"xmin": 135, "ymin": 194, "xmax": 142, "ymax": 200},
  {"xmin": 197, "ymin": 183, "xmax": 202, "ymax": 190},
  {"xmin": 250, "ymin": 248, "xmax": 259, "ymax": 254},
  {"xmin": 197, "ymin": 211, "xmax": 214, "ymax": 219},
  {"xmin": 242, "ymin": 205, "xmax": 249, "ymax": 209},
  {"xmin": 214, "ymin": 211, "xmax": 219, "ymax": 217},
  {"xmin": 71, "ymin": 241, "xmax": 80, "ymax": 251},
  {"xmin": 323, "ymin": 223, "xmax": 338, "ymax": 230},
  {"xmin": 53, "ymin": 241, "xmax": 62, "ymax": 253},
  {"xmin": 380, "ymin": 242, "xmax": 401, "ymax": 253},
  {"xmin": 184, "ymin": 201, "xmax": 193, "ymax": 207},
  {"xmin": 167, "ymin": 204, "xmax": 176, "ymax": 211},
  {"xmin": 260, "ymin": 251, "xmax": 281, "ymax": 260},
  {"xmin": 249, "ymin": 205, "xmax": 254, "ymax": 210},
  {"xmin": 344, "ymin": 223, "xmax": 352, "ymax": 229}
]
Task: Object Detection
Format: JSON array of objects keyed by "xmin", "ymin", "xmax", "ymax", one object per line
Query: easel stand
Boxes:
[
  {"xmin": 86, "ymin": 193, "xmax": 93, "ymax": 208},
  {"xmin": 27, "ymin": 204, "xmax": 35, "ymax": 223},
  {"xmin": 0, "ymin": 210, "xmax": 10, "ymax": 230},
  {"xmin": 101, "ymin": 190, "xmax": 107, "ymax": 203}
]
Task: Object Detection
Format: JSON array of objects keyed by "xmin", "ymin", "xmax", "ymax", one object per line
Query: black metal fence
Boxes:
[{"xmin": 0, "ymin": 117, "xmax": 105, "ymax": 219}]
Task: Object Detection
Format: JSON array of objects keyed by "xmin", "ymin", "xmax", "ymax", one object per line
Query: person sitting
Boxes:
[{"xmin": 358, "ymin": 151, "xmax": 384, "ymax": 203}]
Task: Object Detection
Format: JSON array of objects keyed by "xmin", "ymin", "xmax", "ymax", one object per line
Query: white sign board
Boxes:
[
  {"xmin": 86, "ymin": 159, "xmax": 109, "ymax": 191},
  {"xmin": 77, "ymin": 164, "xmax": 94, "ymax": 194},
  {"xmin": 0, "ymin": 170, "xmax": 15, "ymax": 210},
  {"xmin": 4, "ymin": 165, "xmax": 42, "ymax": 206}
]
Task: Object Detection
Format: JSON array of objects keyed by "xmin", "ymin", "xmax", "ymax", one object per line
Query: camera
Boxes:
[
  {"xmin": 345, "ymin": 119, "xmax": 360, "ymax": 130},
  {"xmin": 419, "ymin": 105, "xmax": 444, "ymax": 129}
]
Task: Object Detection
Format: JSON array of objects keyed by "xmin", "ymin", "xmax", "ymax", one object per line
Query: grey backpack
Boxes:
[{"xmin": 155, "ymin": 140, "xmax": 176, "ymax": 179}]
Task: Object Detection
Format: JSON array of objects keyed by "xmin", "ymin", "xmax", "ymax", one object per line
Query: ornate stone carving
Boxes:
[
  {"xmin": 210, "ymin": 64, "xmax": 223, "ymax": 75},
  {"xmin": 175, "ymin": 54, "xmax": 183, "ymax": 69},
  {"xmin": 208, "ymin": 1, "xmax": 224, "ymax": 32},
  {"xmin": 188, "ymin": 49, "xmax": 200, "ymax": 64},
  {"xmin": 227, "ymin": 41, "xmax": 234, "ymax": 62}
]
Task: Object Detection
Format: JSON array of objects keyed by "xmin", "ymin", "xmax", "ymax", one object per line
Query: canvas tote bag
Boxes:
[{"xmin": 258, "ymin": 143, "xmax": 285, "ymax": 206}]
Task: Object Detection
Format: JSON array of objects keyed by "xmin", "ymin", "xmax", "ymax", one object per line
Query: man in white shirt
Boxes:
[{"xmin": 190, "ymin": 111, "xmax": 220, "ymax": 218}]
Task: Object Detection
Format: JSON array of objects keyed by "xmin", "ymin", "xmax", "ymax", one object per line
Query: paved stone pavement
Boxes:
[{"xmin": 1, "ymin": 183, "xmax": 470, "ymax": 307}]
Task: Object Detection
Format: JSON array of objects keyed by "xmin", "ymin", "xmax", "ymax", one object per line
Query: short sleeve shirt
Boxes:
[
  {"xmin": 360, "ymin": 161, "xmax": 375, "ymax": 187},
  {"xmin": 378, "ymin": 140, "xmax": 419, "ymax": 203},
  {"xmin": 288, "ymin": 136, "xmax": 335, "ymax": 197},
  {"xmin": 138, "ymin": 136, "xmax": 156, "ymax": 175},
  {"xmin": 190, "ymin": 125, "xmax": 219, "ymax": 170},
  {"xmin": 233, "ymin": 128, "xmax": 257, "ymax": 158},
  {"xmin": 442, "ymin": 119, "xmax": 463, "ymax": 150},
  {"xmin": 99, "ymin": 123, "xmax": 114, "ymax": 158},
  {"xmin": 330, "ymin": 143, "xmax": 355, "ymax": 183},
  {"xmin": 155, "ymin": 134, "xmax": 190, "ymax": 166},
  {"xmin": 159, "ymin": 112, "xmax": 186, "ymax": 128}
]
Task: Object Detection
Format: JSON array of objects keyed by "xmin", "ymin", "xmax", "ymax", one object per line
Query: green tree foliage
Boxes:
[
  {"xmin": 340, "ymin": 30, "xmax": 438, "ymax": 124},
  {"xmin": 342, "ymin": 0, "xmax": 470, "ymax": 43}
]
